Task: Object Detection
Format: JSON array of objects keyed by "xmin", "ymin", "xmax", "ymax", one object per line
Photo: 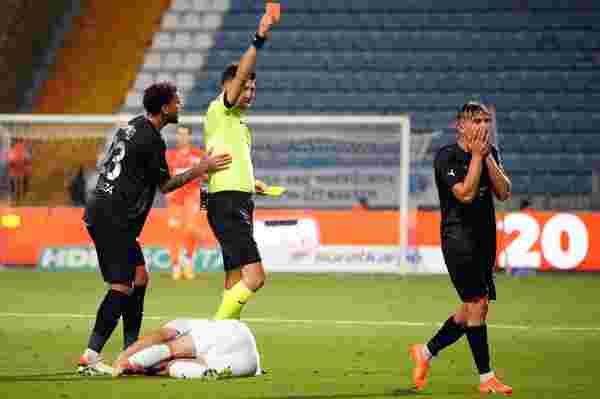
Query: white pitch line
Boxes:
[{"xmin": 0, "ymin": 312, "xmax": 599, "ymax": 332}]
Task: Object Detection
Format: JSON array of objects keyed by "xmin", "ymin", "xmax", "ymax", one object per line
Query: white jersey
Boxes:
[{"xmin": 163, "ymin": 319, "xmax": 261, "ymax": 377}]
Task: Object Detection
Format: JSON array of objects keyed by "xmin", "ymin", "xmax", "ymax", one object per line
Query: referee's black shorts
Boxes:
[
  {"xmin": 86, "ymin": 223, "xmax": 145, "ymax": 284},
  {"xmin": 441, "ymin": 230, "xmax": 497, "ymax": 301},
  {"xmin": 206, "ymin": 190, "xmax": 261, "ymax": 271}
]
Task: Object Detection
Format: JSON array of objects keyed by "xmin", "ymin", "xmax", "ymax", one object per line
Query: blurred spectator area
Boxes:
[
  {"xmin": 123, "ymin": 0, "xmax": 598, "ymax": 209},
  {"xmin": 0, "ymin": 0, "xmax": 78, "ymax": 113},
  {"xmin": 34, "ymin": 0, "xmax": 171, "ymax": 113}
]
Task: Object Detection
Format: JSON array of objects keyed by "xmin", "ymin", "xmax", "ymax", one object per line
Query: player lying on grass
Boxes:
[{"xmin": 111, "ymin": 319, "xmax": 262, "ymax": 379}]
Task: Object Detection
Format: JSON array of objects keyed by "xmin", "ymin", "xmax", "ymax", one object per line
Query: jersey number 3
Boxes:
[{"xmin": 103, "ymin": 140, "xmax": 126, "ymax": 181}]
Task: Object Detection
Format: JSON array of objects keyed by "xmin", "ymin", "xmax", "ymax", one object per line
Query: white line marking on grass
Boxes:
[{"xmin": 0, "ymin": 312, "xmax": 599, "ymax": 332}]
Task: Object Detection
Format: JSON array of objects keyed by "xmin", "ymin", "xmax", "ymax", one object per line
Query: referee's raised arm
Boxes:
[{"xmin": 224, "ymin": 13, "xmax": 277, "ymax": 107}]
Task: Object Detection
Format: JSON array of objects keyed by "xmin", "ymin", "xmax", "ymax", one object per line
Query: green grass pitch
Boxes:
[{"xmin": 0, "ymin": 271, "xmax": 599, "ymax": 398}]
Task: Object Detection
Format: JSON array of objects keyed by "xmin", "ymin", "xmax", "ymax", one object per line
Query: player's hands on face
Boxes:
[
  {"xmin": 478, "ymin": 125, "xmax": 492, "ymax": 157},
  {"xmin": 470, "ymin": 126, "xmax": 490, "ymax": 158}
]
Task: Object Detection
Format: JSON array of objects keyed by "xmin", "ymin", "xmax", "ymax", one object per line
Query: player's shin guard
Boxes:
[
  {"xmin": 426, "ymin": 316, "xmax": 466, "ymax": 357},
  {"xmin": 122, "ymin": 285, "xmax": 147, "ymax": 349},
  {"xmin": 466, "ymin": 325, "xmax": 491, "ymax": 375},
  {"xmin": 88, "ymin": 289, "xmax": 129, "ymax": 353},
  {"xmin": 214, "ymin": 281, "xmax": 254, "ymax": 320}
]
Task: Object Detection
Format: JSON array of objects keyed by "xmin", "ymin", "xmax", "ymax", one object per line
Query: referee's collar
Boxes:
[{"xmin": 219, "ymin": 93, "xmax": 245, "ymax": 117}]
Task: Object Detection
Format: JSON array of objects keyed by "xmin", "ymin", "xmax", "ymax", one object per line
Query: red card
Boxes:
[{"xmin": 266, "ymin": 1, "xmax": 281, "ymax": 23}]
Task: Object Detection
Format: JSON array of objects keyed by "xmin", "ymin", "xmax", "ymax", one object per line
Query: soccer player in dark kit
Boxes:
[
  {"xmin": 77, "ymin": 82, "xmax": 232, "ymax": 375},
  {"xmin": 409, "ymin": 102, "xmax": 513, "ymax": 395}
]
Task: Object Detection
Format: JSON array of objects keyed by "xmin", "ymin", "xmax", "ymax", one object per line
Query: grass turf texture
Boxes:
[{"xmin": 0, "ymin": 271, "xmax": 598, "ymax": 398}]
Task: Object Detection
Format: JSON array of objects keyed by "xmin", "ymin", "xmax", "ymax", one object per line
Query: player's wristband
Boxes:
[{"xmin": 252, "ymin": 33, "xmax": 266, "ymax": 49}]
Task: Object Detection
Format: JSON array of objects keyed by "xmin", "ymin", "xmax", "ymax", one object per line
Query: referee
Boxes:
[
  {"xmin": 204, "ymin": 11, "xmax": 277, "ymax": 320},
  {"xmin": 409, "ymin": 102, "xmax": 513, "ymax": 395}
]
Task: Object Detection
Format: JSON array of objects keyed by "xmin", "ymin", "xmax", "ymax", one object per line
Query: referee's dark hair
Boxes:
[
  {"xmin": 221, "ymin": 63, "xmax": 257, "ymax": 85},
  {"xmin": 143, "ymin": 81, "xmax": 178, "ymax": 115}
]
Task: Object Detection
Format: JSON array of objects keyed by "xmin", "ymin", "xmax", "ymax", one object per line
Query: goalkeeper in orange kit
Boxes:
[{"xmin": 165, "ymin": 125, "xmax": 208, "ymax": 280}]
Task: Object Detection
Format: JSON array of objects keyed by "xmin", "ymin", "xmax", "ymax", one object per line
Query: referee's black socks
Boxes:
[
  {"xmin": 465, "ymin": 324, "xmax": 491, "ymax": 375},
  {"xmin": 426, "ymin": 316, "xmax": 466, "ymax": 357},
  {"xmin": 123, "ymin": 285, "xmax": 147, "ymax": 350},
  {"xmin": 88, "ymin": 289, "xmax": 129, "ymax": 353}
]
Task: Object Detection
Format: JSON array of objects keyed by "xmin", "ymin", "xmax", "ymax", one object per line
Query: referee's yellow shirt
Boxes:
[{"xmin": 204, "ymin": 94, "xmax": 255, "ymax": 193}]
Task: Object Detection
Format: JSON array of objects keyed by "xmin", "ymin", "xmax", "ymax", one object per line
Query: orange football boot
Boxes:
[
  {"xmin": 409, "ymin": 344, "xmax": 431, "ymax": 390},
  {"xmin": 479, "ymin": 376, "xmax": 513, "ymax": 396}
]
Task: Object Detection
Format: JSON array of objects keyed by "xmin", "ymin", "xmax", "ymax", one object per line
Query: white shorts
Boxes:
[{"xmin": 163, "ymin": 319, "xmax": 261, "ymax": 377}]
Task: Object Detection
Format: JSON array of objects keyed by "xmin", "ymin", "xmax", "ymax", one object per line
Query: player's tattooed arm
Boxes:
[
  {"xmin": 159, "ymin": 168, "xmax": 204, "ymax": 194},
  {"xmin": 159, "ymin": 152, "xmax": 231, "ymax": 194}
]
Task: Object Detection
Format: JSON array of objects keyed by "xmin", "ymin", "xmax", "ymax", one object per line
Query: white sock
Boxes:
[
  {"xmin": 168, "ymin": 361, "xmax": 208, "ymax": 379},
  {"xmin": 129, "ymin": 344, "xmax": 171, "ymax": 368},
  {"xmin": 421, "ymin": 344, "xmax": 433, "ymax": 362},
  {"xmin": 480, "ymin": 371, "xmax": 495, "ymax": 383},
  {"xmin": 84, "ymin": 348, "xmax": 100, "ymax": 361}
]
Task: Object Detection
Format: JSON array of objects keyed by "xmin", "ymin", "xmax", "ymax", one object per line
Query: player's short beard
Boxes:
[{"xmin": 162, "ymin": 110, "xmax": 178, "ymax": 125}]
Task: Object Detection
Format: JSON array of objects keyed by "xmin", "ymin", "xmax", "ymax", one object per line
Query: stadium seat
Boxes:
[
  {"xmin": 142, "ymin": 52, "xmax": 163, "ymax": 71},
  {"xmin": 172, "ymin": 0, "xmax": 194, "ymax": 12},
  {"xmin": 181, "ymin": 12, "xmax": 204, "ymax": 29},
  {"xmin": 160, "ymin": 12, "xmax": 177, "ymax": 30},
  {"xmin": 164, "ymin": 52, "xmax": 183, "ymax": 70},
  {"xmin": 153, "ymin": 32, "xmax": 174, "ymax": 50},
  {"xmin": 182, "ymin": 52, "xmax": 206, "ymax": 70},
  {"xmin": 509, "ymin": 172, "xmax": 532, "ymax": 194},
  {"xmin": 173, "ymin": 32, "xmax": 193, "ymax": 49},
  {"xmin": 133, "ymin": 73, "xmax": 154, "ymax": 90},
  {"xmin": 193, "ymin": 32, "xmax": 214, "ymax": 50},
  {"xmin": 175, "ymin": 72, "xmax": 195, "ymax": 91}
]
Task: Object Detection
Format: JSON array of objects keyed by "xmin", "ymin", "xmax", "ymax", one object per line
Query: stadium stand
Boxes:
[
  {"xmin": 122, "ymin": 0, "xmax": 230, "ymax": 113},
  {"xmin": 34, "ymin": 0, "xmax": 171, "ymax": 114},
  {"xmin": 167, "ymin": 0, "xmax": 598, "ymax": 207},
  {"xmin": 14, "ymin": 0, "xmax": 171, "ymax": 205},
  {"xmin": 0, "ymin": 0, "xmax": 75, "ymax": 113}
]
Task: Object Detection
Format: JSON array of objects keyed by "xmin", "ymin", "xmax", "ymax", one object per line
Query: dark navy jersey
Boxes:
[
  {"xmin": 434, "ymin": 143, "xmax": 502, "ymax": 235},
  {"xmin": 84, "ymin": 115, "xmax": 170, "ymax": 236}
]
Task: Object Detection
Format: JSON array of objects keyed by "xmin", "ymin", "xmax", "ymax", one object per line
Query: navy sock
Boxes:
[
  {"xmin": 466, "ymin": 325, "xmax": 491, "ymax": 374},
  {"xmin": 426, "ymin": 316, "xmax": 465, "ymax": 356},
  {"xmin": 122, "ymin": 285, "xmax": 147, "ymax": 349},
  {"xmin": 87, "ymin": 289, "xmax": 129, "ymax": 353}
]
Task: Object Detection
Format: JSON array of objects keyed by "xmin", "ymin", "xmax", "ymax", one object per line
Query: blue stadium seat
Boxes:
[
  {"xmin": 572, "ymin": 172, "xmax": 594, "ymax": 194},
  {"xmin": 565, "ymin": 134, "xmax": 600, "ymax": 154},
  {"xmin": 211, "ymin": 30, "xmax": 600, "ymax": 52},
  {"xmin": 532, "ymin": 172, "xmax": 593, "ymax": 195},
  {"xmin": 510, "ymin": 172, "xmax": 532, "ymax": 194}
]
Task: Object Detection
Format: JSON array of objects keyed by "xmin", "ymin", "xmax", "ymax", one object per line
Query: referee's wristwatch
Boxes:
[{"xmin": 200, "ymin": 188, "xmax": 208, "ymax": 210}]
